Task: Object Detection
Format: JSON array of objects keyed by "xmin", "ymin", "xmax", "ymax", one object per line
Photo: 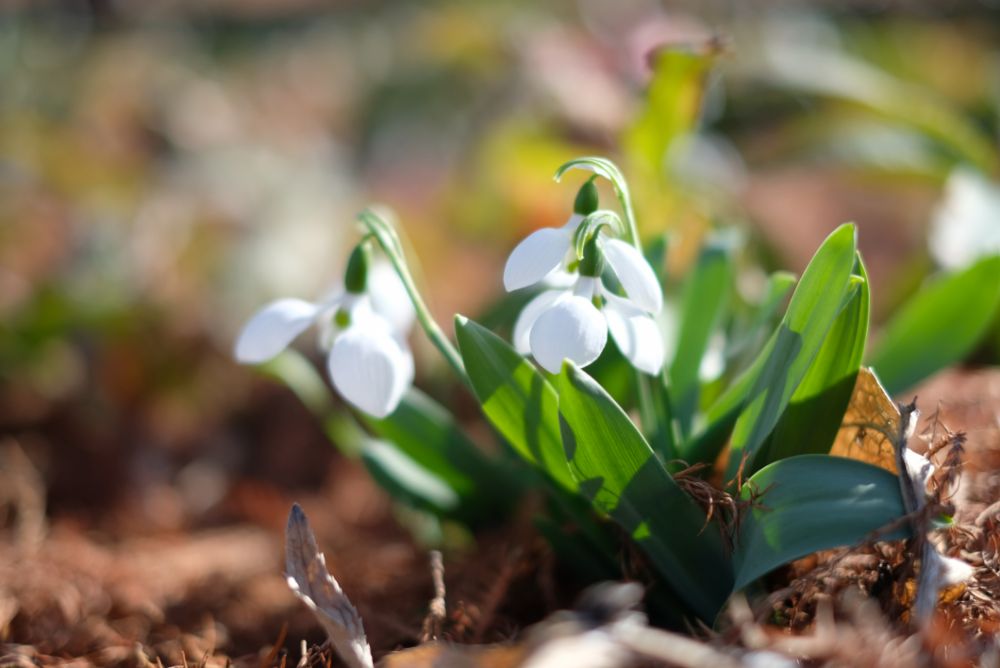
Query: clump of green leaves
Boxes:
[{"xmin": 247, "ymin": 41, "xmax": 1000, "ymax": 623}]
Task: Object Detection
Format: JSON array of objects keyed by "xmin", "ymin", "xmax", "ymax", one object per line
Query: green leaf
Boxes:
[
  {"xmin": 733, "ymin": 454, "xmax": 909, "ymax": 590},
  {"xmin": 364, "ymin": 388, "xmax": 514, "ymax": 523},
  {"xmin": 723, "ymin": 224, "xmax": 860, "ymax": 479},
  {"xmin": 762, "ymin": 46, "xmax": 998, "ymax": 174},
  {"xmin": 677, "ymin": 272, "xmax": 795, "ymax": 464},
  {"xmin": 669, "ymin": 242, "xmax": 733, "ymax": 437},
  {"xmin": 454, "ymin": 315, "xmax": 575, "ymax": 491},
  {"xmin": 556, "ymin": 362, "xmax": 731, "ymax": 621},
  {"xmin": 868, "ymin": 255, "xmax": 1000, "ymax": 396},
  {"xmin": 759, "ymin": 254, "xmax": 870, "ymax": 464}
]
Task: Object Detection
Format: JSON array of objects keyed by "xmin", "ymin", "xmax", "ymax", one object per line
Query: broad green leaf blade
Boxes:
[
  {"xmin": 868, "ymin": 255, "xmax": 1000, "ymax": 396},
  {"xmin": 454, "ymin": 315, "xmax": 575, "ymax": 491},
  {"xmin": 724, "ymin": 224, "xmax": 859, "ymax": 479},
  {"xmin": 557, "ymin": 362, "xmax": 731, "ymax": 621},
  {"xmin": 364, "ymin": 388, "xmax": 514, "ymax": 523},
  {"xmin": 669, "ymin": 243, "xmax": 733, "ymax": 437},
  {"xmin": 733, "ymin": 454, "xmax": 909, "ymax": 590},
  {"xmin": 759, "ymin": 254, "xmax": 871, "ymax": 464}
]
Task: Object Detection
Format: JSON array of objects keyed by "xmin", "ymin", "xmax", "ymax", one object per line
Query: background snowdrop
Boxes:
[
  {"xmin": 929, "ymin": 168, "xmax": 1000, "ymax": 270},
  {"xmin": 235, "ymin": 244, "xmax": 414, "ymax": 418}
]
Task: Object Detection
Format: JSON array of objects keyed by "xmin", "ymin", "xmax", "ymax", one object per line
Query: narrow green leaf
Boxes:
[
  {"xmin": 364, "ymin": 388, "xmax": 514, "ymax": 523},
  {"xmin": 763, "ymin": 46, "xmax": 998, "ymax": 174},
  {"xmin": 733, "ymin": 454, "xmax": 909, "ymax": 590},
  {"xmin": 724, "ymin": 224, "xmax": 859, "ymax": 479},
  {"xmin": 669, "ymin": 243, "xmax": 733, "ymax": 437},
  {"xmin": 678, "ymin": 273, "xmax": 795, "ymax": 465},
  {"xmin": 728, "ymin": 270, "xmax": 797, "ymax": 364},
  {"xmin": 759, "ymin": 254, "xmax": 870, "ymax": 464},
  {"xmin": 454, "ymin": 315, "xmax": 575, "ymax": 491},
  {"xmin": 361, "ymin": 439, "xmax": 462, "ymax": 517},
  {"xmin": 557, "ymin": 362, "xmax": 731, "ymax": 621},
  {"xmin": 868, "ymin": 255, "xmax": 1000, "ymax": 395}
]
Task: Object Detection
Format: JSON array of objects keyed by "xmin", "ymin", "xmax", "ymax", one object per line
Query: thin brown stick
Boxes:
[{"xmin": 420, "ymin": 550, "xmax": 446, "ymax": 642}]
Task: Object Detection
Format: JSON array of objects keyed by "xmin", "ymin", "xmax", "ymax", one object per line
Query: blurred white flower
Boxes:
[
  {"xmin": 235, "ymin": 258, "xmax": 414, "ymax": 418},
  {"xmin": 929, "ymin": 168, "xmax": 1000, "ymax": 269},
  {"xmin": 509, "ymin": 235, "xmax": 664, "ymax": 375}
]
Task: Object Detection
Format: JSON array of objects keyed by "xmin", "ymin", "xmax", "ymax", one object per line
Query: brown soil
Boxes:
[{"xmin": 1, "ymin": 367, "xmax": 999, "ymax": 667}]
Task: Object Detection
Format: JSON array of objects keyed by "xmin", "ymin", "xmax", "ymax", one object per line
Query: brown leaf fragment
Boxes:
[
  {"xmin": 829, "ymin": 368, "xmax": 900, "ymax": 473},
  {"xmin": 284, "ymin": 503, "xmax": 373, "ymax": 668}
]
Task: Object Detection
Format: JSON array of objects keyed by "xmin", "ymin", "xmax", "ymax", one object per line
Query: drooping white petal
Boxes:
[
  {"xmin": 367, "ymin": 261, "xmax": 416, "ymax": 335},
  {"xmin": 512, "ymin": 289, "xmax": 569, "ymax": 354},
  {"xmin": 328, "ymin": 323, "xmax": 413, "ymax": 418},
  {"xmin": 602, "ymin": 238, "xmax": 663, "ymax": 314},
  {"xmin": 529, "ymin": 295, "xmax": 607, "ymax": 374},
  {"xmin": 503, "ymin": 226, "xmax": 573, "ymax": 291},
  {"xmin": 235, "ymin": 298, "xmax": 320, "ymax": 364},
  {"xmin": 603, "ymin": 293, "xmax": 665, "ymax": 375}
]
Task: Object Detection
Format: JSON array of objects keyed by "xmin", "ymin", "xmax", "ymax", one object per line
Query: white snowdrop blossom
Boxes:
[
  {"xmin": 506, "ymin": 208, "xmax": 665, "ymax": 375},
  {"xmin": 930, "ymin": 168, "xmax": 1000, "ymax": 269},
  {"xmin": 235, "ymin": 250, "xmax": 414, "ymax": 419}
]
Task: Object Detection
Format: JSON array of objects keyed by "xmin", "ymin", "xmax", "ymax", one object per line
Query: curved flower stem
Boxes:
[
  {"xmin": 554, "ymin": 156, "xmax": 641, "ymax": 250},
  {"xmin": 556, "ymin": 157, "xmax": 671, "ymax": 446},
  {"xmin": 357, "ymin": 209, "xmax": 469, "ymax": 386}
]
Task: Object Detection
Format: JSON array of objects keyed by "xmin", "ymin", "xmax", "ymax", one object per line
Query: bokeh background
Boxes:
[{"xmin": 2, "ymin": 0, "xmax": 1000, "ymax": 662}]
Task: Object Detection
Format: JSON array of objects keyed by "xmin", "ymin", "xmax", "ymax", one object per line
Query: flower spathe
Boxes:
[{"xmin": 234, "ymin": 259, "xmax": 414, "ymax": 419}]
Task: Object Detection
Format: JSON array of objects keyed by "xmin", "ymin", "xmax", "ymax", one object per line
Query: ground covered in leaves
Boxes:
[{"xmin": 2, "ymin": 368, "xmax": 999, "ymax": 667}]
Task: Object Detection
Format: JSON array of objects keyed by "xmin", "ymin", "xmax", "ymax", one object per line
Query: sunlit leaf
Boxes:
[
  {"xmin": 557, "ymin": 362, "xmax": 731, "ymax": 621},
  {"xmin": 723, "ymin": 224, "xmax": 859, "ymax": 478},
  {"xmin": 868, "ymin": 255, "xmax": 1000, "ymax": 395},
  {"xmin": 454, "ymin": 315, "xmax": 575, "ymax": 491},
  {"xmin": 758, "ymin": 254, "xmax": 870, "ymax": 464},
  {"xmin": 733, "ymin": 454, "xmax": 909, "ymax": 591}
]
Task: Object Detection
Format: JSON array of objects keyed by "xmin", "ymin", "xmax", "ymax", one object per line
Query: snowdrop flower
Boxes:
[
  {"xmin": 509, "ymin": 224, "xmax": 664, "ymax": 375},
  {"xmin": 929, "ymin": 168, "xmax": 1000, "ymax": 269},
  {"xmin": 235, "ymin": 244, "xmax": 414, "ymax": 418}
]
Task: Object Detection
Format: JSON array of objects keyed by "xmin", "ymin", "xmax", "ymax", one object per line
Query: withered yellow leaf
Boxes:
[{"xmin": 829, "ymin": 367, "xmax": 899, "ymax": 474}]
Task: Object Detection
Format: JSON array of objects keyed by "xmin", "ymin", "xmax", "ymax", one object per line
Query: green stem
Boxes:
[
  {"xmin": 357, "ymin": 209, "xmax": 469, "ymax": 387},
  {"xmin": 554, "ymin": 156, "xmax": 640, "ymax": 247}
]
